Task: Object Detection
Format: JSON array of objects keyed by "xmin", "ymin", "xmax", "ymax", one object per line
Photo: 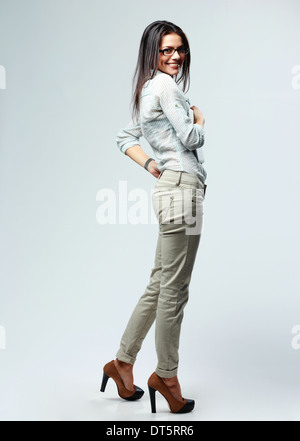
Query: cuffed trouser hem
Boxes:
[
  {"xmin": 115, "ymin": 350, "xmax": 136, "ymax": 365},
  {"xmin": 155, "ymin": 367, "xmax": 178, "ymax": 378}
]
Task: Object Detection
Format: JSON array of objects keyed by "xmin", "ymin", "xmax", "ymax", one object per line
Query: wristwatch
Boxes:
[{"xmin": 144, "ymin": 158, "xmax": 154, "ymax": 171}]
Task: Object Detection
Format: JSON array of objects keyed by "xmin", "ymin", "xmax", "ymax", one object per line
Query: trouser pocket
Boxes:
[
  {"xmin": 152, "ymin": 190, "xmax": 175, "ymax": 224},
  {"xmin": 152, "ymin": 185, "xmax": 204, "ymax": 230}
]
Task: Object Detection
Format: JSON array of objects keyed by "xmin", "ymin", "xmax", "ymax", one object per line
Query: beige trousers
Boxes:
[{"xmin": 116, "ymin": 169, "xmax": 206, "ymax": 378}]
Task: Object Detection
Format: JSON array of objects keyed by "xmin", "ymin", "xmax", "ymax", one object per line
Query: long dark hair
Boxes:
[{"xmin": 131, "ymin": 20, "xmax": 191, "ymax": 123}]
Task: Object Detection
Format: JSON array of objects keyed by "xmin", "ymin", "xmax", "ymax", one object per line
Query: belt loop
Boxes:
[{"xmin": 175, "ymin": 171, "xmax": 182, "ymax": 186}]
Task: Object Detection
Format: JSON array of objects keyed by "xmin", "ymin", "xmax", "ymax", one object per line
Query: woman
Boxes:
[{"xmin": 100, "ymin": 20, "xmax": 207, "ymax": 414}]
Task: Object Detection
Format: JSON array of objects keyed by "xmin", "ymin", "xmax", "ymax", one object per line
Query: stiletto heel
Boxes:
[
  {"xmin": 147, "ymin": 372, "xmax": 195, "ymax": 414},
  {"xmin": 100, "ymin": 372, "xmax": 109, "ymax": 392},
  {"xmin": 148, "ymin": 386, "xmax": 156, "ymax": 413},
  {"xmin": 101, "ymin": 360, "xmax": 144, "ymax": 401}
]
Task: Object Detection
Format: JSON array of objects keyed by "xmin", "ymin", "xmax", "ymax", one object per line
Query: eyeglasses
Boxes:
[{"xmin": 159, "ymin": 47, "xmax": 189, "ymax": 56}]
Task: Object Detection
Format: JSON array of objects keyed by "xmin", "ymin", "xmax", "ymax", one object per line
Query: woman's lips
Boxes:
[{"xmin": 167, "ymin": 63, "xmax": 180, "ymax": 69}]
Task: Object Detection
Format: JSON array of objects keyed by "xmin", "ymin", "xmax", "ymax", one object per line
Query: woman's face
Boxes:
[{"xmin": 158, "ymin": 33, "xmax": 186, "ymax": 76}]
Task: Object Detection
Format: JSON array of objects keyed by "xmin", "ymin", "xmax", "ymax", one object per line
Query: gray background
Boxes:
[{"xmin": 0, "ymin": 0, "xmax": 300, "ymax": 421}]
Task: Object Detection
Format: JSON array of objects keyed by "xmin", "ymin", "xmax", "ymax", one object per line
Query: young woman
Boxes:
[{"xmin": 100, "ymin": 20, "xmax": 207, "ymax": 414}]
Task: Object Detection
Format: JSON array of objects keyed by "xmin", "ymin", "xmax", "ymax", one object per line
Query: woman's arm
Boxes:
[
  {"xmin": 152, "ymin": 73, "xmax": 205, "ymax": 150},
  {"xmin": 116, "ymin": 118, "xmax": 143, "ymax": 155},
  {"xmin": 125, "ymin": 145, "xmax": 160, "ymax": 178},
  {"xmin": 116, "ymin": 119, "xmax": 160, "ymax": 177},
  {"xmin": 125, "ymin": 144, "xmax": 151, "ymax": 167}
]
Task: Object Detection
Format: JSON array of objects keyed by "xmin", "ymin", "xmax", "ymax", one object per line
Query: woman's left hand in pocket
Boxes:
[{"xmin": 147, "ymin": 160, "xmax": 161, "ymax": 178}]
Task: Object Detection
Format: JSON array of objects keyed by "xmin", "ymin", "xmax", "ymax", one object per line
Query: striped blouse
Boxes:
[{"xmin": 116, "ymin": 69, "xmax": 207, "ymax": 184}]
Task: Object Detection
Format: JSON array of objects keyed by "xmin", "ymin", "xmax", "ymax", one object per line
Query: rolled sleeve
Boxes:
[
  {"xmin": 154, "ymin": 74, "xmax": 205, "ymax": 151},
  {"xmin": 116, "ymin": 118, "xmax": 142, "ymax": 155}
]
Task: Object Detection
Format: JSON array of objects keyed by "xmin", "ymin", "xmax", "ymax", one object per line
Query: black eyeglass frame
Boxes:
[{"xmin": 159, "ymin": 47, "xmax": 189, "ymax": 56}]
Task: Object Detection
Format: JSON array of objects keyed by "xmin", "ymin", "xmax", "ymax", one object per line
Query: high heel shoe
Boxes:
[
  {"xmin": 100, "ymin": 360, "xmax": 144, "ymax": 401},
  {"xmin": 147, "ymin": 372, "xmax": 195, "ymax": 413}
]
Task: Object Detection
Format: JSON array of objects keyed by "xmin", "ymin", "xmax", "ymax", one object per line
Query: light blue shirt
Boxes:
[{"xmin": 116, "ymin": 69, "xmax": 207, "ymax": 184}]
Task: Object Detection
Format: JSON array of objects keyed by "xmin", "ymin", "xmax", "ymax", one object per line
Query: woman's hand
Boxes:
[
  {"xmin": 147, "ymin": 160, "xmax": 161, "ymax": 178},
  {"xmin": 190, "ymin": 105, "xmax": 205, "ymax": 127}
]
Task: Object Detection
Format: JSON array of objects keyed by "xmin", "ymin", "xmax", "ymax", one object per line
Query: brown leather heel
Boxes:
[
  {"xmin": 147, "ymin": 372, "xmax": 195, "ymax": 413},
  {"xmin": 100, "ymin": 360, "xmax": 144, "ymax": 401}
]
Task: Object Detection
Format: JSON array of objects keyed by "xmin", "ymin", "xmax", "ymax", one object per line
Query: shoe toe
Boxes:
[
  {"xmin": 135, "ymin": 386, "xmax": 144, "ymax": 398},
  {"xmin": 186, "ymin": 398, "xmax": 195, "ymax": 408},
  {"xmin": 176, "ymin": 398, "xmax": 195, "ymax": 413},
  {"xmin": 124, "ymin": 385, "xmax": 144, "ymax": 401}
]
